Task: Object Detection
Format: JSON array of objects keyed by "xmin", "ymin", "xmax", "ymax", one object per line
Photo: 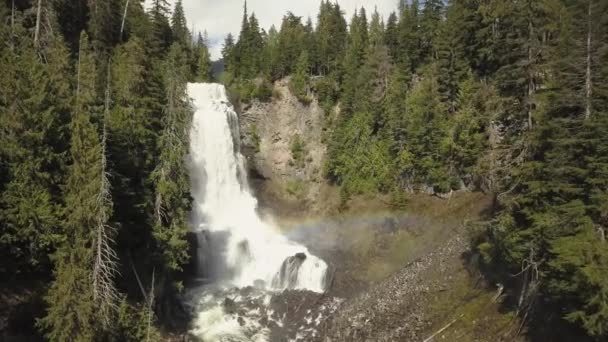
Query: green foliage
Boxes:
[
  {"xmin": 290, "ymin": 51, "xmax": 311, "ymax": 104},
  {"xmin": 2, "ymin": 0, "xmax": 608, "ymax": 340},
  {"xmin": 1, "ymin": 0, "xmax": 198, "ymax": 337},
  {"xmin": 251, "ymin": 124, "xmax": 261, "ymax": 153},
  {"xmin": 151, "ymin": 43, "xmax": 192, "ymax": 274},
  {"xmin": 229, "ymin": 78, "xmax": 274, "ymax": 103},
  {"xmin": 40, "ymin": 32, "xmax": 112, "ymax": 340},
  {"xmin": 290, "ymin": 135, "xmax": 307, "ymax": 169},
  {"xmin": 0, "ymin": 14, "xmax": 71, "ymax": 273},
  {"xmin": 114, "ymin": 298, "xmax": 162, "ymax": 341},
  {"xmin": 286, "ymin": 180, "xmax": 306, "ymax": 199},
  {"xmin": 194, "ymin": 32, "xmax": 213, "ymax": 82}
]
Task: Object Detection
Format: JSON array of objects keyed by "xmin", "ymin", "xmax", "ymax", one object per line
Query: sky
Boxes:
[{"xmin": 145, "ymin": 0, "xmax": 398, "ymax": 60}]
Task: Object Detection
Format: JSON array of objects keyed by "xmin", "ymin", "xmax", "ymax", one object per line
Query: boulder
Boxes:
[{"xmin": 223, "ymin": 297, "xmax": 237, "ymax": 314}]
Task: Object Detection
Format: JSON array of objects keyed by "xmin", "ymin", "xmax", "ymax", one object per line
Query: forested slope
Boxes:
[
  {"xmin": 222, "ymin": 0, "xmax": 608, "ymax": 340},
  {"xmin": 0, "ymin": 0, "xmax": 211, "ymax": 339}
]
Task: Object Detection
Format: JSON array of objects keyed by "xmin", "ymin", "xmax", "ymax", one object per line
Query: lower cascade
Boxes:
[{"xmin": 186, "ymin": 83, "xmax": 329, "ymax": 341}]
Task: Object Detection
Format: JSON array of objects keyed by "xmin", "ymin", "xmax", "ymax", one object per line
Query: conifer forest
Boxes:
[{"xmin": 1, "ymin": 0, "xmax": 607, "ymax": 341}]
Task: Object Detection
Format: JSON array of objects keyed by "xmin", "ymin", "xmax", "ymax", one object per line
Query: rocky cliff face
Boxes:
[{"xmin": 238, "ymin": 78, "xmax": 330, "ymax": 213}]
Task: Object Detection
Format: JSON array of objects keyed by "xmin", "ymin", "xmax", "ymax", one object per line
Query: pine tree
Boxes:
[
  {"xmin": 434, "ymin": 0, "xmax": 479, "ymax": 108},
  {"xmin": 194, "ymin": 32, "xmax": 212, "ymax": 82},
  {"xmin": 419, "ymin": 0, "xmax": 444, "ymax": 61},
  {"xmin": 107, "ymin": 36, "xmax": 159, "ymax": 259},
  {"xmin": 222, "ymin": 33, "xmax": 236, "ymax": 79},
  {"xmin": 152, "ymin": 42, "xmax": 192, "ymax": 280},
  {"xmin": 0, "ymin": 9, "xmax": 71, "ymax": 273},
  {"xmin": 41, "ymin": 32, "xmax": 117, "ymax": 340},
  {"xmin": 171, "ymin": 0, "xmax": 190, "ymax": 46},
  {"xmin": 397, "ymin": 0, "xmax": 421, "ymax": 72},
  {"xmin": 341, "ymin": 8, "xmax": 369, "ymax": 117},
  {"xmin": 316, "ymin": 0, "xmax": 347, "ymax": 75},
  {"xmin": 368, "ymin": 7, "xmax": 385, "ymax": 49},
  {"xmin": 384, "ymin": 11, "xmax": 399, "ymax": 62},
  {"xmin": 87, "ymin": 0, "xmax": 122, "ymax": 53},
  {"xmin": 149, "ymin": 0, "xmax": 173, "ymax": 54},
  {"xmin": 276, "ymin": 12, "xmax": 307, "ymax": 77},
  {"xmin": 401, "ymin": 67, "xmax": 450, "ymax": 192},
  {"xmin": 291, "ymin": 50, "xmax": 311, "ymax": 103}
]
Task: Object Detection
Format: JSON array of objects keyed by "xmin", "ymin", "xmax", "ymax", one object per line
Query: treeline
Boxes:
[
  {"xmin": 223, "ymin": 0, "xmax": 608, "ymax": 340},
  {"xmin": 0, "ymin": 0, "xmax": 210, "ymax": 339}
]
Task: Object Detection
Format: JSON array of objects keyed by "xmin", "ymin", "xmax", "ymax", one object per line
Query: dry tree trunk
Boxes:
[
  {"xmin": 527, "ymin": 4, "xmax": 535, "ymax": 130},
  {"xmin": 76, "ymin": 44, "xmax": 82, "ymax": 99},
  {"xmin": 585, "ymin": 0, "xmax": 592, "ymax": 120},
  {"xmin": 146, "ymin": 269, "xmax": 156, "ymax": 342},
  {"xmin": 34, "ymin": 0, "xmax": 42, "ymax": 45},
  {"xmin": 598, "ymin": 225, "xmax": 606, "ymax": 243},
  {"xmin": 11, "ymin": 0, "xmax": 15, "ymax": 33},
  {"xmin": 92, "ymin": 60, "xmax": 119, "ymax": 327},
  {"xmin": 120, "ymin": 0, "xmax": 130, "ymax": 40}
]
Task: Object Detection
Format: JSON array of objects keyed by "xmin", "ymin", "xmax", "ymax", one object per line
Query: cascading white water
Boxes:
[
  {"xmin": 187, "ymin": 83, "xmax": 328, "ymax": 341},
  {"xmin": 188, "ymin": 83, "xmax": 327, "ymax": 291}
]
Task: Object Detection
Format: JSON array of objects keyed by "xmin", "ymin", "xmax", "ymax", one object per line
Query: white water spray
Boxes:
[{"xmin": 188, "ymin": 82, "xmax": 327, "ymax": 292}]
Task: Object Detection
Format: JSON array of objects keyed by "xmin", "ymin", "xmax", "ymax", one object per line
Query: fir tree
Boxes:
[
  {"xmin": 171, "ymin": 0, "xmax": 190, "ymax": 46},
  {"xmin": 194, "ymin": 32, "xmax": 212, "ymax": 82},
  {"xmin": 41, "ymin": 32, "xmax": 116, "ymax": 340}
]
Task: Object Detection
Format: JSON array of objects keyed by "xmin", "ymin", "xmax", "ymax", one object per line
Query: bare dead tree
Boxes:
[
  {"xmin": 598, "ymin": 225, "xmax": 606, "ymax": 243},
  {"xmin": 92, "ymin": 60, "xmax": 119, "ymax": 327},
  {"xmin": 34, "ymin": 0, "xmax": 42, "ymax": 45},
  {"xmin": 512, "ymin": 247, "xmax": 540, "ymax": 312},
  {"xmin": 11, "ymin": 0, "xmax": 15, "ymax": 34},
  {"xmin": 527, "ymin": 14, "xmax": 535, "ymax": 129},
  {"xmin": 76, "ymin": 43, "xmax": 82, "ymax": 99},
  {"xmin": 119, "ymin": 0, "xmax": 130, "ymax": 40},
  {"xmin": 585, "ymin": 0, "xmax": 593, "ymax": 120},
  {"xmin": 146, "ymin": 269, "xmax": 155, "ymax": 342}
]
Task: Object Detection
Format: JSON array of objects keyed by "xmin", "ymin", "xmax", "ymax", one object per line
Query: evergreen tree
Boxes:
[
  {"xmin": 397, "ymin": 0, "xmax": 421, "ymax": 71},
  {"xmin": 384, "ymin": 11, "xmax": 399, "ymax": 61},
  {"xmin": 368, "ymin": 7, "xmax": 384, "ymax": 49},
  {"xmin": 0, "ymin": 10, "xmax": 71, "ymax": 273},
  {"xmin": 171, "ymin": 0, "xmax": 190, "ymax": 46},
  {"xmin": 107, "ymin": 36, "xmax": 159, "ymax": 263},
  {"xmin": 41, "ymin": 32, "xmax": 117, "ymax": 340},
  {"xmin": 276, "ymin": 12, "xmax": 306, "ymax": 77},
  {"xmin": 291, "ymin": 50, "xmax": 311, "ymax": 103},
  {"xmin": 87, "ymin": 0, "xmax": 122, "ymax": 53},
  {"xmin": 149, "ymin": 0, "xmax": 173, "ymax": 54},
  {"xmin": 152, "ymin": 42, "xmax": 192, "ymax": 284},
  {"xmin": 222, "ymin": 33, "xmax": 236, "ymax": 80},
  {"xmin": 316, "ymin": 0, "xmax": 347, "ymax": 75},
  {"xmin": 194, "ymin": 32, "xmax": 212, "ymax": 82},
  {"xmin": 419, "ymin": 0, "xmax": 444, "ymax": 61},
  {"xmin": 341, "ymin": 8, "xmax": 369, "ymax": 117}
]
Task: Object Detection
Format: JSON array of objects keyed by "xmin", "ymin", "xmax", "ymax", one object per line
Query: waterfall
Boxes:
[{"xmin": 187, "ymin": 83, "xmax": 327, "ymax": 292}]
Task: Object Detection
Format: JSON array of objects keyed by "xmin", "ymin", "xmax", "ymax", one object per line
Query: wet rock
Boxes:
[
  {"xmin": 237, "ymin": 316, "xmax": 246, "ymax": 327},
  {"xmin": 254, "ymin": 279, "xmax": 266, "ymax": 289},
  {"xmin": 240, "ymin": 286, "xmax": 254, "ymax": 297},
  {"xmin": 223, "ymin": 297, "xmax": 236, "ymax": 314},
  {"xmin": 260, "ymin": 315, "xmax": 269, "ymax": 327},
  {"xmin": 320, "ymin": 236, "xmax": 469, "ymax": 341},
  {"xmin": 295, "ymin": 252, "xmax": 307, "ymax": 260},
  {"xmin": 272, "ymin": 255, "xmax": 305, "ymax": 289}
]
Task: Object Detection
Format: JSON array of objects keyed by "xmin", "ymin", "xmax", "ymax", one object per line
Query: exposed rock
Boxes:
[
  {"xmin": 319, "ymin": 236, "xmax": 469, "ymax": 342},
  {"xmin": 223, "ymin": 297, "xmax": 236, "ymax": 314},
  {"xmin": 238, "ymin": 78, "xmax": 328, "ymax": 211},
  {"xmin": 253, "ymin": 279, "xmax": 266, "ymax": 289},
  {"xmin": 295, "ymin": 252, "xmax": 307, "ymax": 260}
]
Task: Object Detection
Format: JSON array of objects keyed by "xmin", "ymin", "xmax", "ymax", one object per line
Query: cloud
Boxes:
[{"xmin": 146, "ymin": 0, "xmax": 399, "ymax": 60}]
